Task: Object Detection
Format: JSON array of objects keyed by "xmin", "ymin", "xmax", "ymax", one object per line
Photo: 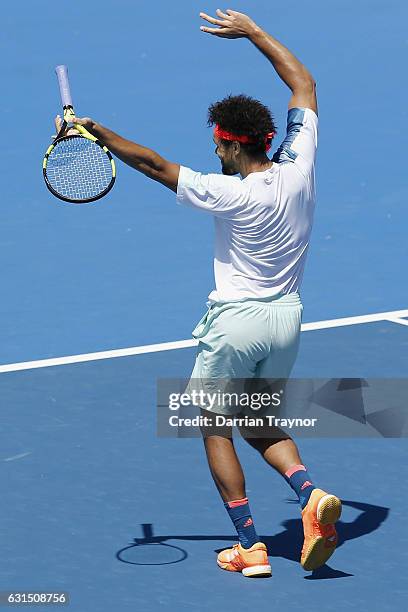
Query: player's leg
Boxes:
[
  {"xmin": 187, "ymin": 302, "xmax": 273, "ymax": 576},
  {"xmin": 201, "ymin": 425, "xmax": 245, "ymax": 501},
  {"xmin": 200, "ymin": 418, "xmax": 258, "ymax": 548},
  {"xmin": 241, "ymin": 433, "xmax": 314, "ymax": 507},
  {"xmin": 242, "ymin": 293, "xmax": 342, "ymax": 570},
  {"xmin": 242, "ymin": 432, "xmax": 341, "ymax": 570},
  {"xmin": 200, "ymin": 419, "xmax": 272, "ymax": 577}
]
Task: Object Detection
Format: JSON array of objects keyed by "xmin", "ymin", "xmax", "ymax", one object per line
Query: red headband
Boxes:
[{"xmin": 214, "ymin": 124, "xmax": 275, "ymax": 152}]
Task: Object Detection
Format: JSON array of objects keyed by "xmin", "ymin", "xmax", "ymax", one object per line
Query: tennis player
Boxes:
[{"xmin": 63, "ymin": 9, "xmax": 341, "ymax": 577}]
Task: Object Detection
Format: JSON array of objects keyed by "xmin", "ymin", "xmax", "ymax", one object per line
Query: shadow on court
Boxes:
[{"xmin": 117, "ymin": 499, "xmax": 388, "ymax": 579}]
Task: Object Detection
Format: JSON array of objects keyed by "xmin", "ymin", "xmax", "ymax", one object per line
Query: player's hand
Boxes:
[
  {"xmin": 199, "ymin": 8, "xmax": 259, "ymax": 39},
  {"xmin": 70, "ymin": 116, "xmax": 97, "ymax": 131},
  {"xmin": 53, "ymin": 115, "xmax": 80, "ymax": 138},
  {"xmin": 52, "ymin": 115, "xmax": 96, "ymax": 139}
]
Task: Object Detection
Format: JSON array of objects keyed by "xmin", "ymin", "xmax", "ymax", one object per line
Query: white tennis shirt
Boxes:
[{"xmin": 176, "ymin": 107, "xmax": 318, "ymax": 303}]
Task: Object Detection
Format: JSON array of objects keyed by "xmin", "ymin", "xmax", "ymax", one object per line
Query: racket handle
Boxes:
[
  {"xmin": 142, "ymin": 524, "xmax": 154, "ymax": 540},
  {"xmin": 55, "ymin": 65, "xmax": 73, "ymax": 108}
]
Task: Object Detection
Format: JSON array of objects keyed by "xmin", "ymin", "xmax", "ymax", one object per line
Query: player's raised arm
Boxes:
[{"xmin": 199, "ymin": 9, "xmax": 317, "ymax": 115}]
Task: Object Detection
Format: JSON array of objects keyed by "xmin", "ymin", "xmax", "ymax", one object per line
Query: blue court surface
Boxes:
[{"xmin": 1, "ymin": 0, "xmax": 408, "ymax": 610}]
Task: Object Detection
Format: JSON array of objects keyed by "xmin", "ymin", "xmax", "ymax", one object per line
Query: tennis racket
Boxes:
[{"xmin": 43, "ymin": 65, "xmax": 116, "ymax": 203}]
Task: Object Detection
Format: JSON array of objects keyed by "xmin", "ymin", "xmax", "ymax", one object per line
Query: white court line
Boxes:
[
  {"xmin": 384, "ymin": 316, "xmax": 408, "ymax": 327},
  {"xmin": 3, "ymin": 452, "xmax": 32, "ymax": 462},
  {"xmin": 301, "ymin": 309, "xmax": 408, "ymax": 331},
  {"xmin": 0, "ymin": 308, "xmax": 407, "ymax": 375}
]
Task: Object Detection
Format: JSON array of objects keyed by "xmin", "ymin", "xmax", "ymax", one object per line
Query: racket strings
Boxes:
[{"xmin": 45, "ymin": 136, "xmax": 113, "ymax": 201}]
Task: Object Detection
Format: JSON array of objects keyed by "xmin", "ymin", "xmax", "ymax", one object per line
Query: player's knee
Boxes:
[{"xmin": 199, "ymin": 409, "xmax": 232, "ymax": 439}]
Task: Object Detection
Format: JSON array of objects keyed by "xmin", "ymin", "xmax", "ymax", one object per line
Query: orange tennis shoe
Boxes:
[
  {"xmin": 301, "ymin": 488, "xmax": 342, "ymax": 571},
  {"xmin": 217, "ymin": 542, "xmax": 272, "ymax": 577}
]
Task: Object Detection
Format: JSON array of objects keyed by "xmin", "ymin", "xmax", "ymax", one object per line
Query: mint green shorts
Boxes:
[{"xmin": 186, "ymin": 292, "xmax": 303, "ymax": 415}]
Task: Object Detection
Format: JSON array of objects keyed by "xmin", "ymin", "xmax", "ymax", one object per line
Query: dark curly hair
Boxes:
[{"xmin": 207, "ymin": 93, "xmax": 277, "ymax": 157}]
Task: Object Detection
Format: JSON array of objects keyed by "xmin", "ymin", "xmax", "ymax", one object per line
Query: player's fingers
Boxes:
[
  {"xmin": 200, "ymin": 26, "xmax": 229, "ymax": 36},
  {"xmin": 216, "ymin": 8, "xmax": 230, "ymax": 18},
  {"xmin": 199, "ymin": 11, "xmax": 228, "ymax": 26},
  {"xmin": 54, "ymin": 114, "xmax": 62, "ymax": 131},
  {"xmin": 72, "ymin": 116, "xmax": 93, "ymax": 126}
]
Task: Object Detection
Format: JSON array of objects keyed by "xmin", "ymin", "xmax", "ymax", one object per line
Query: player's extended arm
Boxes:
[
  {"xmin": 200, "ymin": 9, "xmax": 317, "ymax": 115},
  {"xmin": 62, "ymin": 116, "xmax": 180, "ymax": 193}
]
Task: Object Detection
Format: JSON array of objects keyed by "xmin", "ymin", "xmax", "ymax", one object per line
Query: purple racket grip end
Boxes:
[{"xmin": 55, "ymin": 65, "xmax": 73, "ymax": 107}]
